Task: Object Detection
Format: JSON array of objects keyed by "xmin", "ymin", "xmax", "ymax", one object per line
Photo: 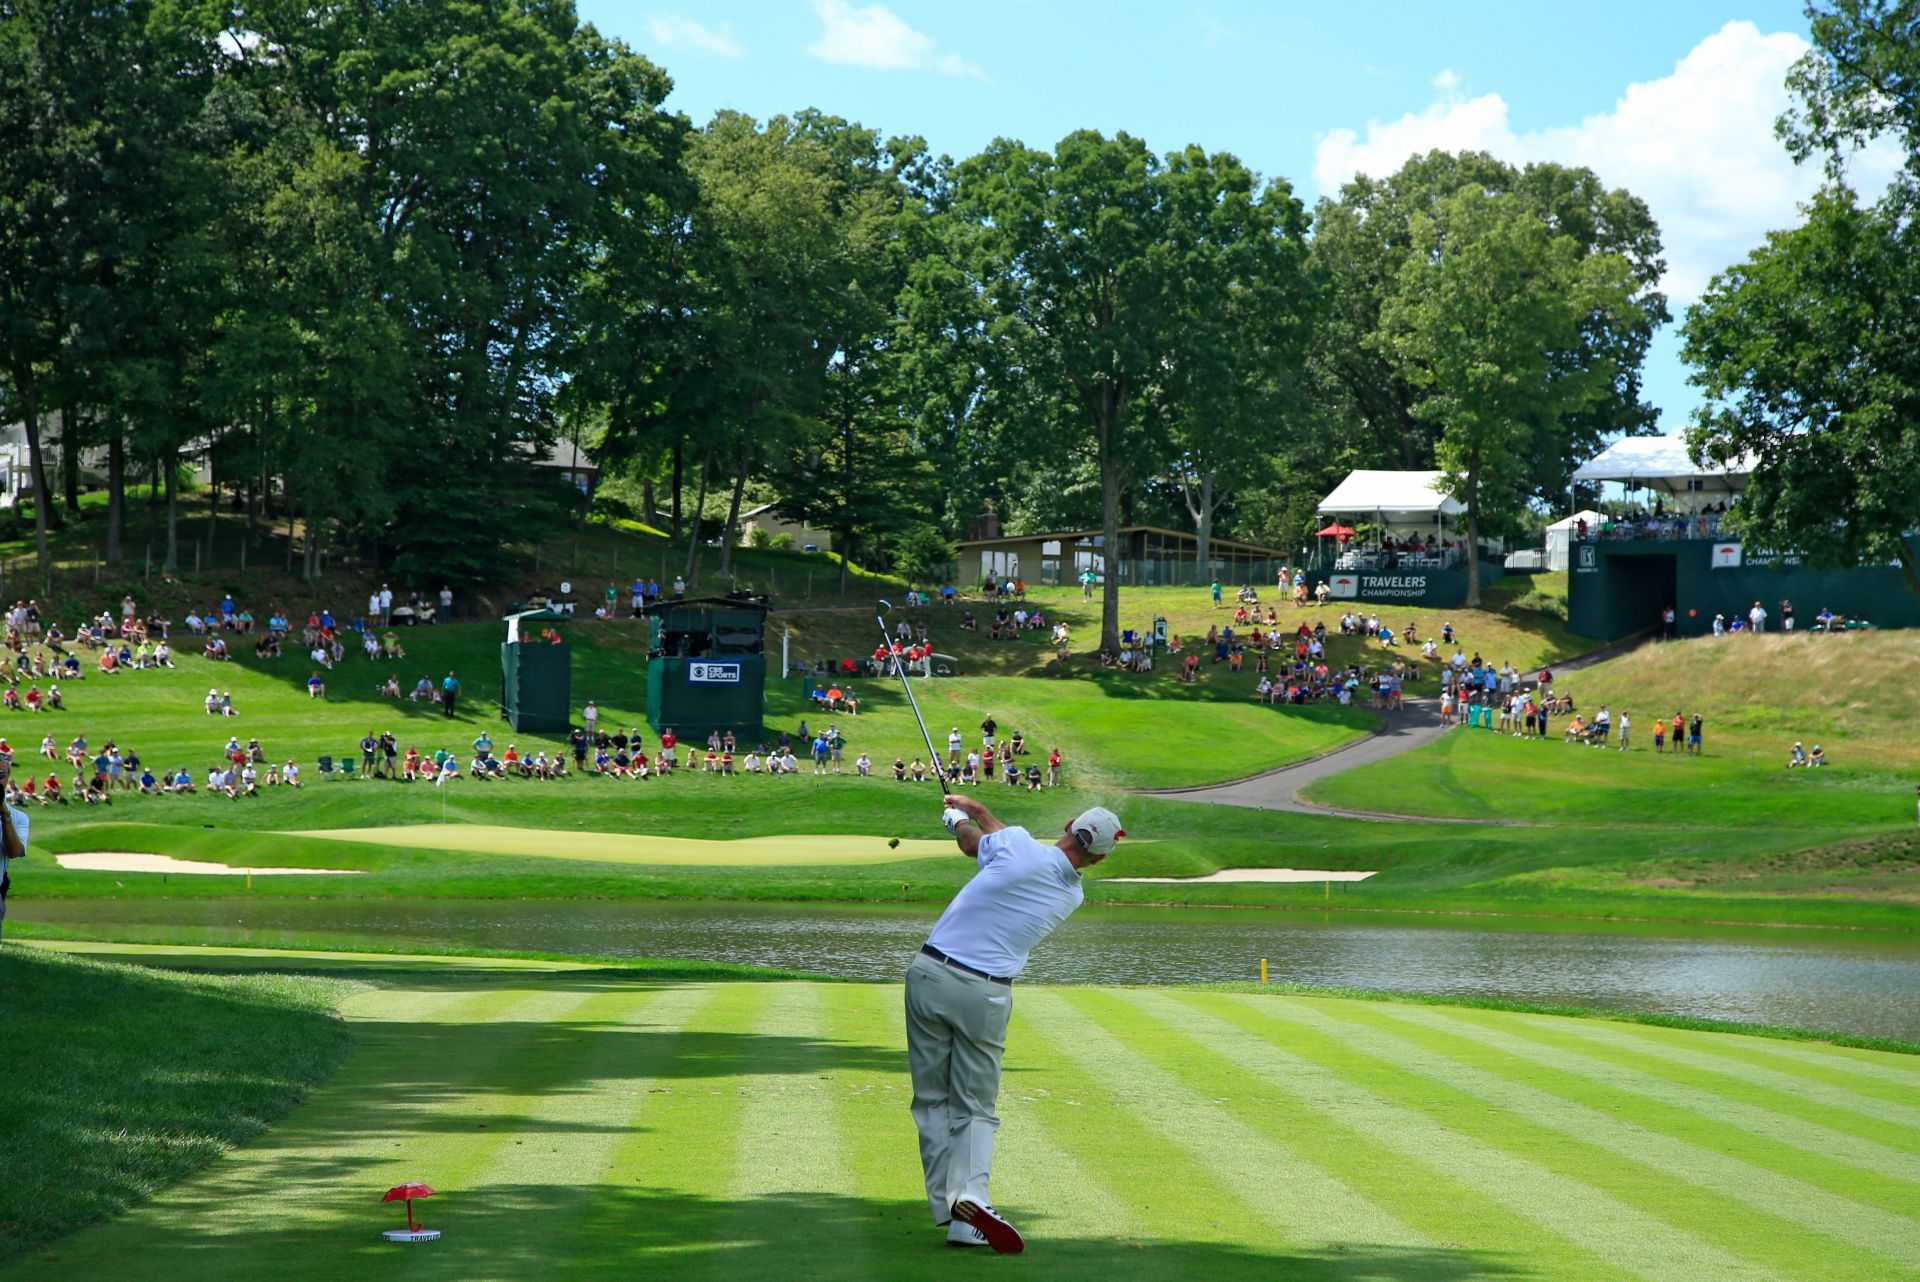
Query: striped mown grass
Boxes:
[{"xmin": 7, "ymin": 946, "xmax": 1917, "ymax": 1282}]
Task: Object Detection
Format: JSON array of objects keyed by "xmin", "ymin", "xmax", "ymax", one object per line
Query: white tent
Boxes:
[
  {"xmin": 1316, "ymin": 470, "xmax": 1465, "ymax": 523},
  {"xmin": 1543, "ymin": 510, "xmax": 1602, "ymax": 572},
  {"xmin": 1571, "ymin": 435, "xmax": 1752, "ymax": 499}
]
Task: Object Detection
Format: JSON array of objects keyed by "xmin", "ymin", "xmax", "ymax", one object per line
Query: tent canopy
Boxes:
[
  {"xmin": 1314, "ymin": 522, "xmax": 1356, "ymax": 538},
  {"xmin": 1316, "ymin": 470, "xmax": 1465, "ymax": 520},
  {"xmin": 1545, "ymin": 510, "xmax": 1603, "ymax": 533},
  {"xmin": 1571, "ymin": 435, "xmax": 1752, "ymax": 497}
]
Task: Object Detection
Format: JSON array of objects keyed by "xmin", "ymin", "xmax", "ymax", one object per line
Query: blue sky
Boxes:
[{"xmin": 579, "ymin": 1, "xmax": 1830, "ymax": 429}]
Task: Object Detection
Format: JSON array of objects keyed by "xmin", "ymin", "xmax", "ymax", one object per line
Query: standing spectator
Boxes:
[
  {"xmin": 583, "ymin": 699, "xmax": 599, "ymax": 741},
  {"xmin": 442, "ymin": 670, "xmax": 460, "ymax": 718},
  {"xmin": 1661, "ymin": 605, "xmax": 1677, "ymax": 641},
  {"xmin": 1748, "ymin": 600, "xmax": 1767, "ymax": 633},
  {"xmin": 672, "ymin": 574, "xmax": 687, "ymax": 597},
  {"xmin": 438, "ymin": 585, "xmax": 454, "ymax": 622},
  {"xmin": 1780, "ymin": 598, "xmax": 1794, "ymax": 632},
  {"xmin": 121, "ymin": 595, "xmax": 138, "ymax": 628}
]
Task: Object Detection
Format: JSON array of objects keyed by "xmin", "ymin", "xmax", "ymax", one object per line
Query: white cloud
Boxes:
[
  {"xmin": 645, "ymin": 13, "xmax": 745, "ymax": 59},
  {"xmin": 1313, "ymin": 21, "xmax": 1898, "ymax": 304},
  {"xmin": 806, "ymin": 0, "xmax": 986, "ymax": 79}
]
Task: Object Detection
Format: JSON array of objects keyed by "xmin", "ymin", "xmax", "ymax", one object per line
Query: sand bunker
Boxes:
[
  {"xmin": 56, "ymin": 852, "xmax": 363, "ymax": 876},
  {"xmin": 1107, "ymin": 868, "xmax": 1376, "ymax": 884}
]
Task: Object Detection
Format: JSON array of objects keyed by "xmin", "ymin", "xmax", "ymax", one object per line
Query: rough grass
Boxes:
[
  {"xmin": 0, "ymin": 947, "xmax": 352, "ymax": 1260},
  {"xmin": 1554, "ymin": 630, "xmax": 1920, "ymax": 767},
  {"xmin": 6, "ymin": 946, "xmax": 1917, "ymax": 1282}
]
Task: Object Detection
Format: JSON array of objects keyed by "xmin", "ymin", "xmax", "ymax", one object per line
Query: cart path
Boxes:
[{"xmin": 1143, "ymin": 629, "xmax": 1654, "ymax": 822}]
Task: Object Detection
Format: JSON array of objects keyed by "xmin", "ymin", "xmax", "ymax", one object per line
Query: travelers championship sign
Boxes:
[
  {"xmin": 1710, "ymin": 543, "xmax": 1742, "ymax": 569},
  {"xmin": 1328, "ymin": 572, "xmax": 1432, "ymax": 601},
  {"xmin": 686, "ymin": 661, "xmax": 742, "ymax": 684}
]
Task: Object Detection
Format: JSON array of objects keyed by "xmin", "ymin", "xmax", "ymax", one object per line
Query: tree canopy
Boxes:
[{"xmin": 1, "ymin": 3, "xmax": 1701, "ymax": 601}]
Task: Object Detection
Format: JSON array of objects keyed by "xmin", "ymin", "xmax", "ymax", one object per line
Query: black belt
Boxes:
[{"xmin": 920, "ymin": 944, "xmax": 1013, "ymax": 986}]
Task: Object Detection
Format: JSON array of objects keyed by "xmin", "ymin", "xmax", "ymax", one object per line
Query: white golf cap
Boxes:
[{"xmin": 1069, "ymin": 806, "xmax": 1126, "ymax": 856}]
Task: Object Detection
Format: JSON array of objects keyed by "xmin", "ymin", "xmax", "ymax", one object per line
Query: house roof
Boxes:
[{"xmin": 533, "ymin": 439, "xmax": 598, "ymax": 472}]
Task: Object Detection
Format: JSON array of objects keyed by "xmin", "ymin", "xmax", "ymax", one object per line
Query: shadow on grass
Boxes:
[
  {"xmin": 0, "ymin": 948, "xmax": 351, "ymax": 1262},
  {"xmin": 12, "ymin": 1187, "xmax": 1534, "ymax": 1282}
]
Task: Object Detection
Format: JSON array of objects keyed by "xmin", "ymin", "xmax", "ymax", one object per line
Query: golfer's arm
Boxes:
[
  {"xmin": 945, "ymin": 795, "xmax": 1006, "ymax": 856},
  {"xmin": 0, "ymin": 802, "xmax": 22, "ymax": 859}
]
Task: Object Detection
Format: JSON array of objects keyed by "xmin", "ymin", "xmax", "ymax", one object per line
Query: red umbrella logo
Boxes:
[{"xmin": 382, "ymin": 1182, "xmax": 441, "ymax": 1242}]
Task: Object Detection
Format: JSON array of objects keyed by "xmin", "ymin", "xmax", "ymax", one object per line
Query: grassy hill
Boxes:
[{"xmin": 1301, "ymin": 631, "xmax": 1920, "ymax": 905}]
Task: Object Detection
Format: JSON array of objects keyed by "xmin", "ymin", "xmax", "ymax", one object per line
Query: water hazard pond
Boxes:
[{"xmin": 25, "ymin": 897, "xmax": 1920, "ymax": 1041}]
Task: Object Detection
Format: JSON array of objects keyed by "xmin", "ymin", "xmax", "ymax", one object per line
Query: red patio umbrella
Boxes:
[{"xmin": 1314, "ymin": 522, "xmax": 1355, "ymax": 539}]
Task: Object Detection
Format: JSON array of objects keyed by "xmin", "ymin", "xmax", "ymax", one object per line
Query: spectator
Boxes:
[{"xmin": 442, "ymin": 671, "xmax": 460, "ymax": 717}]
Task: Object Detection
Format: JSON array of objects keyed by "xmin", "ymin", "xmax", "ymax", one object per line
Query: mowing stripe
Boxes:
[
  {"xmin": 1048, "ymin": 988, "xmax": 1622, "ymax": 1277},
  {"xmin": 1009, "ymin": 995, "xmax": 1380, "ymax": 1260},
  {"xmin": 816, "ymin": 982, "xmax": 932, "ymax": 1251},
  {"xmin": 1151, "ymin": 991, "xmax": 1786, "ymax": 1282},
  {"xmin": 550, "ymin": 982, "xmax": 771, "ymax": 1274},
  {"xmin": 1496, "ymin": 1015, "xmax": 1920, "ymax": 1131},
  {"xmin": 1266, "ymin": 995, "xmax": 1919, "ymax": 1276},
  {"xmin": 525, "ymin": 982, "xmax": 733, "ymax": 1272},
  {"xmin": 1018, "ymin": 988, "xmax": 1434, "ymax": 1253},
  {"xmin": 1688, "ymin": 1035, "xmax": 1920, "ymax": 1089},
  {"xmin": 1391, "ymin": 1005, "xmax": 1920, "ymax": 1183},
  {"xmin": 719, "ymin": 982, "xmax": 878, "ymax": 1281},
  {"xmin": 451, "ymin": 983, "xmax": 716, "ymax": 1272},
  {"xmin": 1350, "ymin": 1001, "xmax": 1920, "ymax": 1223}
]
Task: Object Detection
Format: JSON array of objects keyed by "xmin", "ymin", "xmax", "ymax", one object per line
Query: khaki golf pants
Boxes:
[{"xmin": 905, "ymin": 951, "xmax": 1011, "ymax": 1224}]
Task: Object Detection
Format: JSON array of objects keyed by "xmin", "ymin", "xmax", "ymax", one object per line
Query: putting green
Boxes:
[
  {"xmin": 10, "ymin": 943, "xmax": 1918, "ymax": 1282},
  {"xmin": 293, "ymin": 824, "xmax": 957, "ymax": 866}
]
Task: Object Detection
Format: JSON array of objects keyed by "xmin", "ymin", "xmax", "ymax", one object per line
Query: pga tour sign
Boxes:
[
  {"xmin": 686, "ymin": 661, "xmax": 742, "ymax": 684},
  {"xmin": 1327, "ymin": 572, "xmax": 1432, "ymax": 601}
]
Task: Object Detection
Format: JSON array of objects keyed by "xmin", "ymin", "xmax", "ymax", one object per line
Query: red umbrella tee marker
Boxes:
[{"xmin": 382, "ymin": 1182, "xmax": 441, "ymax": 1242}]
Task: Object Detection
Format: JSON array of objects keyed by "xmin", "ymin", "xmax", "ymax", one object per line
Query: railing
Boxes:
[{"xmin": 1575, "ymin": 513, "xmax": 1730, "ymax": 542}]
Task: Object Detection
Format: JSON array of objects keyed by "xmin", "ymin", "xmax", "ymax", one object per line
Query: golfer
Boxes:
[
  {"xmin": 907, "ymin": 792, "xmax": 1124, "ymax": 1253},
  {"xmin": 0, "ymin": 760, "xmax": 28, "ymax": 943}
]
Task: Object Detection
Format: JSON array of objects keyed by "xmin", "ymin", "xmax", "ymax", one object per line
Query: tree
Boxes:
[
  {"xmin": 1310, "ymin": 151, "xmax": 1667, "ymax": 508},
  {"xmin": 1679, "ymin": 2, "xmax": 1920, "ymax": 599},
  {"xmin": 1780, "ymin": 0, "xmax": 1920, "ymax": 176},
  {"xmin": 936, "ymin": 131, "xmax": 1310, "ymax": 651},
  {"xmin": 1381, "ymin": 186, "xmax": 1637, "ymax": 604}
]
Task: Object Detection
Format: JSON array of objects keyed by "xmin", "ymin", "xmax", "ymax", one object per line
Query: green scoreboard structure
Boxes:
[
  {"xmin": 500, "ymin": 608, "xmax": 573, "ymax": 733},
  {"xmin": 643, "ymin": 594, "xmax": 771, "ymax": 741}
]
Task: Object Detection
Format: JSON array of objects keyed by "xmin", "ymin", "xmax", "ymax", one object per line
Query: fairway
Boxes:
[
  {"xmin": 10, "ymin": 945, "xmax": 1917, "ymax": 1282},
  {"xmin": 292, "ymin": 825, "xmax": 959, "ymax": 866}
]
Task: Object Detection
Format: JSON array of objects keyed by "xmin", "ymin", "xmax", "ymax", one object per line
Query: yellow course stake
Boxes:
[{"xmin": 1259, "ymin": 958, "xmax": 1268, "ymax": 985}]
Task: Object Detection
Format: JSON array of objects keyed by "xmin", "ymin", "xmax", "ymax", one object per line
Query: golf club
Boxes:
[{"xmin": 876, "ymin": 599, "xmax": 947, "ymax": 784}]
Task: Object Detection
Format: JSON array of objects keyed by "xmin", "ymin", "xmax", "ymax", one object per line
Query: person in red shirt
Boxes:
[
  {"xmin": 1046, "ymin": 748, "xmax": 1063, "ymax": 787},
  {"xmin": 659, "ymin": 728, "xmax": 677, "ymax": 773}
]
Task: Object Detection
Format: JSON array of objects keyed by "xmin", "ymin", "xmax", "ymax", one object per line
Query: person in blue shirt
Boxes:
[{"xmin": 442, "ymin": 671, "xmax": 460, "ymax": 718}]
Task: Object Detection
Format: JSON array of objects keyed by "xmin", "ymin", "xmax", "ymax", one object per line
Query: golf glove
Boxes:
[{"xmin": 942, "ymin": 806, "xmax": 970, "ymax": 835}]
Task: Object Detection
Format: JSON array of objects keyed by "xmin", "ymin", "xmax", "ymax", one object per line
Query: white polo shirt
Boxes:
[
  {"xmin": 925, "ymin": 825, "xmax": 1084, "ymax": 979},
  {"xmin": 1, "ymin": 804, "xmax": 28, "ymax": 885}
]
